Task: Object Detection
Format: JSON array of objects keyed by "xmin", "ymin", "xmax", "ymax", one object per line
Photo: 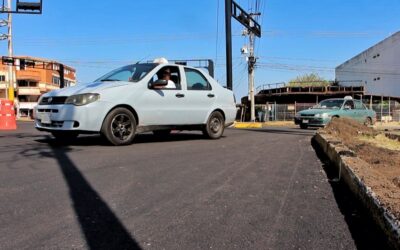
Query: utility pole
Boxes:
[
  {"xmin": 6, "ymin": 0, "xmax": 13, "ymax": 101},
  {"xmin": 248, "ymin": 32, "xmax": 256, "ymax": 121},
  {"xmin": 225, "ymin": 0, "xmax": 232, "ymax": 90}
]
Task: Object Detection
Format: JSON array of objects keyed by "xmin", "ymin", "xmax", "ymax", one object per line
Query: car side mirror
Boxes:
[
  {"xmin": 343, "ymin": 106, "xmax": 350, "ymax": 110},
  {"xmin": 149, "ymin": 79, "xmax": 168, "ymax": 89}
]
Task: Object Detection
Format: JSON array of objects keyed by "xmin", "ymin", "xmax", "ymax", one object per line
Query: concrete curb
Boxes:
[
  {"xmin": 233, "ymin": 122, "xmax": 262, "ymax": 129},
  {"xmin": 314, "ymin": 132, "xmax": 400, "ymax": 250}
]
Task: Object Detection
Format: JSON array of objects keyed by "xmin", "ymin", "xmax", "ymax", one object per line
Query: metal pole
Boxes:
[
  {"xmin": 225, "ymin": 0, "xmax": 232, "ymax": 90},
  {"xmin": 248, "ymin": 32, "xmax": 255, "ymax": 122},
  {"xmin": 381, "ymin": 95, "xmax": 383, "ymax": 123},
  {"xmin": 59, "ymin": 64, "xmax": 65, "ymax": 88},
  {"xmin": 6, "ymin": 0, "xmax": 13, "ymax": 101}
]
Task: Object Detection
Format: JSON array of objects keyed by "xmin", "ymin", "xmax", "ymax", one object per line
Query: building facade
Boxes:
[
  {"xmin": 0, "ymin": 56, "xmax": 76, "ymax": 117},
  {"xmin": 336, "ymin": 31, "xmax": 400, "ymax": 97}
]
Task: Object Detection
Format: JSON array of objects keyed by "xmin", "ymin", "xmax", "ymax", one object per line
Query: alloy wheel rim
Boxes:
[
  {"xmin": 210, "ymin": 117, "xmax": 221, "ymax": 133},
  {"xmin": 111, "ymin": 114, "xmax": 133, "ymax": 141}
]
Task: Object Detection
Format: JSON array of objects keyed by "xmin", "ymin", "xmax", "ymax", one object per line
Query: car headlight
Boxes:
[
  {"xmin": 65, "ymin": 93, "xmax": 100, "ymax": 106},
  {"xmin": 315, "ymin": 113, "xmax": 331, "ymax": 118}
]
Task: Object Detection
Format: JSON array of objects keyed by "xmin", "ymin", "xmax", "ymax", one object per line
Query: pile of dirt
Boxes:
[{"xmin": 321, "ymin": 118, "xmax": 400, "ymax": 219}]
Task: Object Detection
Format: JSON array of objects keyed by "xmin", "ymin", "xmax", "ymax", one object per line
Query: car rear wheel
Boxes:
[
  {"xmin": 101, "ymin": 108, "xmax": 136, "ymax": 146},
  {"xmin": 364, "ymin": 117, "xmax": 373, "ymax": 126},
  {"xmin": 203, "ymin": 111, "xmax": 225, "ymax": 139}
]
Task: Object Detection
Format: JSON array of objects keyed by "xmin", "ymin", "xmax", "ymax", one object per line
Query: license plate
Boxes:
[
  {"xmin": 41, "ymin": 113, "xmax": 51, "ymax": 124},
  {"xmin": 302, "ymin": 119, "xmax": 309, "ymax": 124}
]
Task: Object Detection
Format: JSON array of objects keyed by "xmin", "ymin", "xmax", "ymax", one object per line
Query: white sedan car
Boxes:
[{"xmin": 34, "ymin": 60, "xmax": 236, "ymax": 145}]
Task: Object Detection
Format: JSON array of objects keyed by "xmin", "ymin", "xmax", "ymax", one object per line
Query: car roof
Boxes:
[{"xmin": 322, "ymin": 98, "xmax": 359, "ymax": 101}]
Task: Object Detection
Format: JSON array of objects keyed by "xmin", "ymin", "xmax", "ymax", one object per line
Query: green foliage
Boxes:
[{"xmin": 288, "ymin": 73, "xmax": 330, "ymax": 87}]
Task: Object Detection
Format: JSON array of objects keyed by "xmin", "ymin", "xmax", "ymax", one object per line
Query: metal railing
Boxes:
[{"xmin": 241, "ymin": 102, "xmax": 400, "ymax": 122}]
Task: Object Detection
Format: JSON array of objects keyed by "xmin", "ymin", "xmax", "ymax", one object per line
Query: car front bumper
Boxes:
[
  {"xmin": 294, "ymin": 117, "xmax": 330, "ymax": 127},
  {"xmin": 34, "ymin": 101, "xmax": 112, "ymax": 133}
]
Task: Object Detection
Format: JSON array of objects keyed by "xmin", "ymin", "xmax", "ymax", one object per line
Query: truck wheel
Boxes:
[
  {"xmin": 203, "ymin": 111, "xmax": 225, "ymax": 139},
  {"xmin": 101, "ymin": 108, "xmax": 136, "ymax": 146}
]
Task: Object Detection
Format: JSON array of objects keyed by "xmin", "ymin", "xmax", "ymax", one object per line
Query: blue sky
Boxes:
[{"xmin": 1, "ymin": 0, "xmax": 399, "ymax": 98}]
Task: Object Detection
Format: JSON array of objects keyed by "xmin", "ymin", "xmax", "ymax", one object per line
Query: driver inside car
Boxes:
[{"xmin": 155, "ymin": 68, "xmax": 176, "ymax": 89}]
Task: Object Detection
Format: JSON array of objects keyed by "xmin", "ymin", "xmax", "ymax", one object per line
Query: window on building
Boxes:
[
  {"xmin": 18, "ymin": 80, "xmax": 38, "ymax": 87},
  {"xmin": 0, "ymin": 75, "xmax": 5, "ymax": 82},
  {"xmin": 52, "ymin": 76, "xmax": 60, "ymax": 86},
  {"xmin": 52, "ymin": 64, "xmax": 60, "ymax": 71}
]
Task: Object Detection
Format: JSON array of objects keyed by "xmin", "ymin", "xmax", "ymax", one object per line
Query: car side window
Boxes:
[
  {"xmin": 355, "ymin": 100, "xmax": 365, "ymax": 109},
  {"xmin": 149, "ymin": 66, "xmax": 181, "ymax": 90},
  {"xmin": 343, "ymin": 100, "xmax": 355, "ymax": 110},
  {"xmin": 185, "ymin": 68, "xmax": 211, "ymax": 91}
]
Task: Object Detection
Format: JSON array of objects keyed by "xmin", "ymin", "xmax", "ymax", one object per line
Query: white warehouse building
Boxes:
[{"xmin": 336, "ymin": 31, "xmax": 400, "ymax": 98}]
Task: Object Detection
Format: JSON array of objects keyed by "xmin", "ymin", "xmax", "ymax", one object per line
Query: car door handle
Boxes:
[
  {"xmin": 175, "ymin": 93, "xmax": 185, "ymax": 98},
  {"xmin": 207, "ymin": 94, "xmax": 215, "ymax": 98}
]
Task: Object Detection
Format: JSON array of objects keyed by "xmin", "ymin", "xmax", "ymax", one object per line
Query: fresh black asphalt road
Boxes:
[{"xmin": 0, "ymin": 122, "xmax": 388, "ymax": 249}]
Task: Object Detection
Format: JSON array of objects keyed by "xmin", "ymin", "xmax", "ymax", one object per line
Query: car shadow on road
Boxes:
[
  {"xmin": 39, "ymin": 146, "xmax": 142, "ymax": 249},
  {"xmin": 240, "ymin": 127, "xmax": 318, "ymax": 136},
  {"xmin": 35, "ymin": 132, "xmax": 210, "ymax": 147},
  {"xmin": 311, "ymin": 138, "xmax": 391, "ymax": 250}
]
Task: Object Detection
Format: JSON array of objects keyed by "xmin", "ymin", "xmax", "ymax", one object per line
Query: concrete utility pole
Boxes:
[
  {"xmin": 248, "ymin": 32, "xmax": 256, "ymax": 122},
  {"xmin": 6, "ymin": 0, "xmax": 13, "ymax": 101},
  {"xmin": 246, "ymin": 11, "xmax": 260, "ymax": 122}
]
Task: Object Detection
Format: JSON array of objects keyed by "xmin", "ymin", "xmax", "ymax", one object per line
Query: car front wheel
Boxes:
[
  {"xmin": 299, "ymin": 124, "xmax": 308, "ymax": 129},
  {"xmin": 101, "ymin": 108, "xmax": 137, "ymax": 146},
  {"xmin": 203, "ymin": 111, "xmax": 225, "ymax": 139}
]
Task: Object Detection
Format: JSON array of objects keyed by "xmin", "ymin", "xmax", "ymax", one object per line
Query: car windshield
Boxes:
[
  {"xmin": 95, "ymin": 63, "xmax": 156, "ymax": 82},
  {"xmin": 314, "ymin": 99, "xmax": 344, "ymax": 109}
]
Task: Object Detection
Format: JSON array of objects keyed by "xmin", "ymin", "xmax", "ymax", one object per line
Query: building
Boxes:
[
  {"xmin": 336, "ymin": 31, "xmax": 400, "ymax": 97},
  {"xmin": 0, "ymin": 56, "xmax": 76, "ymax": 117}
]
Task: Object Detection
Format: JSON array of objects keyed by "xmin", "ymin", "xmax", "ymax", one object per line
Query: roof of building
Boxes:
[{"xmin": 336, "ymin": 31, "xmax": 400, "ymax": 70}]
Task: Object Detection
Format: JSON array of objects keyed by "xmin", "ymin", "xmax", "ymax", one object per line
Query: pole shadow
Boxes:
[
  {"xmin": 39, "ymin": 147, "xmax": 142, "ymax": 250},
  {"xmin": 311, "ymin": 138, "xmax": 392, "ymax": 250}
]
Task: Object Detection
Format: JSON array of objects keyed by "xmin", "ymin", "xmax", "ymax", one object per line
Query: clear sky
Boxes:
[{"xmin": 1, "ymin": 0, "xmax": 399, "ymax": 98}]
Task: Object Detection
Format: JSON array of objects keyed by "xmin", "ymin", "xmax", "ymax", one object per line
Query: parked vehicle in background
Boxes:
[
  {"xmin": 294, "ymin": 97, "xmax": 376, "ymax": 129},
  {"xmin": 34, "ymin": 58, "xmax": 236, "ymax": 145}
]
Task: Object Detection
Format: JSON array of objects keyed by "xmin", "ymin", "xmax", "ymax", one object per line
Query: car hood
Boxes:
[
  {"xmin": 45, "ymin": 81, "xmax": 132, "ymax": 97},
  {"xmin": 298, "ymin": 109, "xmax": 337, "ymax": 115}
]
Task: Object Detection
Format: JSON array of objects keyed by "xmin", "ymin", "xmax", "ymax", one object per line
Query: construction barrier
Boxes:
[{"xmin": 0, "ymin": 99, "xmax": 17, "ymax": 130}]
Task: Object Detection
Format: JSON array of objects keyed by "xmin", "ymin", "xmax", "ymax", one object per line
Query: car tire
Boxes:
[
  {"xmin": 101, "ymin": 108, "xmax": 137, "ymax": 146},
  {"xmin": 299, "ymin": 124, "xmax": 308, "ymax": 129},
  {"xmin": 364, "ymin": 117, "xmax": 373, "ymax": 126},
  {"xmin": 203, "ymin": 111, "xmax": 225, "ymax": 139},
  {"xmin": 153, "ymin": 129, "xmax": 171, "ymax": 137},
  {"xmin": 51, "ymin": 131, "xmax": 79, "ymax": 140}
]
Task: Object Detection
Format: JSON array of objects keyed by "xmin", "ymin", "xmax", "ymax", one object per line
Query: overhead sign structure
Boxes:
[
  {"xmin": 231, "ymin": 1, "xmax": 261, "ymax": 38},
  {"xmin": 225, "ymin": 0, "xmax": 262, "ymax": 90},
  {"xmin": 0, "ymin": 0, "xmax": 42, "ymax": 14}
]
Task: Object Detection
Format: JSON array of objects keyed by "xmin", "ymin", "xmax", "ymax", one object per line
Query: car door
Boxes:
[
  {"xmin": 137, "ymin": 65, "xmax": 187, "ymax": 125},
  {"xmin": 354, "ymin": 100, "xmax": 367, "ymax": 122},
  {"xmin": 342, "ymin": 100, "xmax": 357, "ymax": 120},
  {"xmin": 181, "ymin": 67, "xmax": 216, "ymax": 124}
]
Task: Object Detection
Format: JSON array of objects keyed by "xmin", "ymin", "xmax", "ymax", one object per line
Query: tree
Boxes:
[{"xmin": 288, "ymin": 73, "xmax": 330, "ymax": 87}]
